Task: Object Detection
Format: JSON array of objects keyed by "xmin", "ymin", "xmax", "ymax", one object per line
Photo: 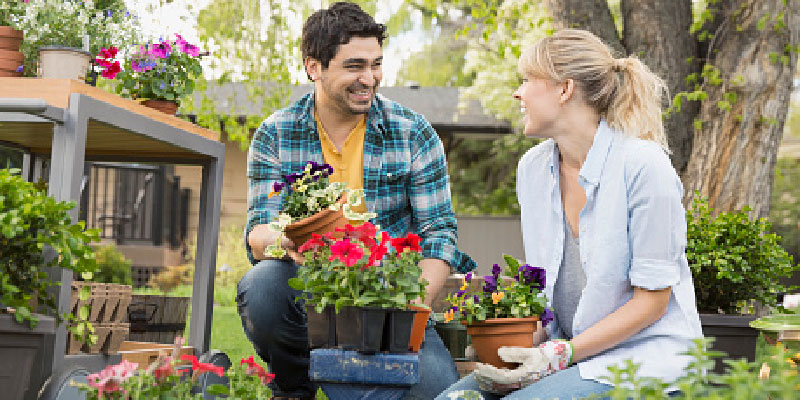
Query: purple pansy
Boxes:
[
  {"xmin": 491, "ymin": 263, "xmax": 502, "ymax": 277},
  {"xmin": 540, "ymin": 308, "xmax": 554, "ymax": 327},
  {"xmin": 518, "ymin": 264, "xmax": 546, "ymax": 290},
  {"xmin": 272, "ymin": 181, "xmax": 285, "ymax": 193},
  {"xmin": 482, "ymin": 275, "xmax": 497, "ymax": 294},
  {"xmin": 464, "ymin": 272, "xmax": 473, "ymax": 283}
]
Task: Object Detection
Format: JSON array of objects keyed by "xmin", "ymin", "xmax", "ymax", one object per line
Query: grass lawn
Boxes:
[{"xmin": 206, "ymin": 305, "xmax": 256, "ymax": 364}]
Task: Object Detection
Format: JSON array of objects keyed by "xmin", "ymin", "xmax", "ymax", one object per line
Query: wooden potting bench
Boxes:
[{"xmin": 0, "ymin": 78, "xmax": 225, "ymax": 399}]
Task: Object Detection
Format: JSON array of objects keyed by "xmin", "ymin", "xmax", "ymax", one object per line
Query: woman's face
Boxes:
[{"xmin": 512, "ymin": 75, "xmax": 564, "ymax": 138}]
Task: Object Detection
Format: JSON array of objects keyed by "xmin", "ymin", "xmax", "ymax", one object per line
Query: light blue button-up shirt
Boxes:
[{"xmin": 517, "ymin": 120, "xmax": 703, "ymax": 385}]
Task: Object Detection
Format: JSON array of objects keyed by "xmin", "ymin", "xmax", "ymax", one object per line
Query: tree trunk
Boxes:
[
  {"xmin": 682, "ymin": 0, "xmax": 799, "ymax": 218},
  {"xmin": 544, "ymin": 0, "xmax": 624, "ymax": 55},
  {"xmin": 621, "ymin": 0, "xmax": 699, "ymax": 174}
]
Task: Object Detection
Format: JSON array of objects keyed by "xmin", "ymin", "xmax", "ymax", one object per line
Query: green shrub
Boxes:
[
  {"xmin": 597, "ymin": 338, "xmax": 800, "ymax": 399},
  {"xmin": 686, "ymin": 195, "xmax": 797, "ymax": 314},
  {"xmin": 89, "ymin": 245, "xmax": 132, "ymax": 285},
  {"xmin": 0, "ymin": 168, "xmax": 99, "ymax": 329}
]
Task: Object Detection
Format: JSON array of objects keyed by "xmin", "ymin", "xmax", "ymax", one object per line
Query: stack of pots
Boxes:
[{"xmin": 0, "ymin": 26, "xmax": 23, "ymax": 77}]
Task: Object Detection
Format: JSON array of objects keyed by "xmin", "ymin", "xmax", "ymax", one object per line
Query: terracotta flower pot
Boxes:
[
  {"xmin": 464, "ymin": 316, "xmax": 539, "ymax": 369},
  {"xmin": 284, "ymin": 196, "xmax": 348, "ymax": 248},
  {"xmin": 0, "ymin": 57, "xmax": 22, "ymax": 77},
  {"xmin": 0, "ymin": 26, "xmax": 23, "ymax": 51},
  {"xmin": 408, "ymin": 304, "xmax": 431, "ymax": 352},
  {"xmin": 141, "ymin": 99, "xmax": 180, "ymax": 116}
]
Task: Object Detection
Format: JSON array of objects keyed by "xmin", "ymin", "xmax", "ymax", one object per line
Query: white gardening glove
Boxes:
[{"xmin": 473, "ymin": 340, "xmax": 573, "ymax": 395}]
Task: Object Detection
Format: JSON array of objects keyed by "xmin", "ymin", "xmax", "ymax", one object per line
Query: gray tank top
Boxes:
[{"xmin": 553, "ymin": 216, "xmax": 587, "ymax": 339}]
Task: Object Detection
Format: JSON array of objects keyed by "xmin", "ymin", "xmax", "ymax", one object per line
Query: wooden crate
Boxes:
[
  {"xmin": 118, "ymin": 341, "xmax": 195, "ymax": 370},
  {"xmin": 125, "ymin": 295, "xmax": 190, "ymax": 344}
]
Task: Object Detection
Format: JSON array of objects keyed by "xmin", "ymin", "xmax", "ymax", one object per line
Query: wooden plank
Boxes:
[
  {"xmin": 0, "ymin": 78, "xmax": 219, "ymax": 141},
  {"xmin": 118, "ymin": 341, "xmax": 194, "ymax": 370}
]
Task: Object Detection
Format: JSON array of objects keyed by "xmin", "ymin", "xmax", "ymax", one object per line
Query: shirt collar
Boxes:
[
  {"xmin": 579, "ymin": 119, "xmax": 614, "ymax": 186},
  {"xmin": 299, "ymin": 89, "xmax": 386, "ymax": 134},
  {"xmin": 547, "ymin": 119, "xmax": 614, "ymax": 186}
]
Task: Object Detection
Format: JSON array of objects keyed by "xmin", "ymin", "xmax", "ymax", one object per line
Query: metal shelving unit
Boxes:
[{"xmin": 0, "ymin": 78, "xmax": 225, "ymax": 396}]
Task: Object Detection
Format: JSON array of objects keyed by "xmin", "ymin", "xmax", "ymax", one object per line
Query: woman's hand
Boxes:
[{"xmin": 473, "ymin": 340, "xmax": 573, "ymax": 395}]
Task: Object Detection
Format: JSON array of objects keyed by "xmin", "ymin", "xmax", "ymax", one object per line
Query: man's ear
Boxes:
[
  {"xmin": 304, "ymin": 57, "xmax": 320, "ymax": 81},
  {"xmin": 559, "ymin": 79, "xmax": 575, "ymax": 104}
]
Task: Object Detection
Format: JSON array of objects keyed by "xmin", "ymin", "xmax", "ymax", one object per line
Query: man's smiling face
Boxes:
[{"xmin": 310, "ymin": 36, "xmax": 383, "ymax": 116}]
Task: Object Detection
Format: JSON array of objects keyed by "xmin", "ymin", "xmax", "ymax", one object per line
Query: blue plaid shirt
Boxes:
[{"xmin": 246, "ymin": 92, "xmax": 477, "ymax": 273}]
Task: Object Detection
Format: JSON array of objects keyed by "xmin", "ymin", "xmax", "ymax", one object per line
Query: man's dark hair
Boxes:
[{"xmin": 302, "ymin": 2, "xmax": 386, "ymax": 72}]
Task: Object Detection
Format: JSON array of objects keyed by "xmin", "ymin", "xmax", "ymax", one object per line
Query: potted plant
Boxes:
[
  {"xmin": 0, "ymin": 168, "xmax": 100, "ymax": 399},
  {"xmin": 445, "ymin": 255, "xmax": 552, "ymax": 369},
  {"xmin": 264, "ymin": 161, "xmax": 376, "ymax": 259},
  {"xmin": 75, "ymin": 339, "xmax": 275, "ymax": 399},
  {"xmin": 687, "ymin": 195, "xmax": 797, "ymax": 372},
  {"xmin": 96, "ymin": 34, "xmax": 203, "ymax": 115},
  {"xmin": 0, "ymin": 0, "xmax": 26, "ymax": 76},
  {"xmin": 13, "ymin": 0, "xmax": 139, "ymax": 79},
  {"xmin": 289, "ymin": 222, "xmax": 429, "ymax": 354}
]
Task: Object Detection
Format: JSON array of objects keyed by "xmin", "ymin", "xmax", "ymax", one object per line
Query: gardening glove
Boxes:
[{"xmin": 473, "ymin": 340, "xmax": 572, "ymax": 395}]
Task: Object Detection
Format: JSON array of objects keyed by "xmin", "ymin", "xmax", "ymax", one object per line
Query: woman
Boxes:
[{"xmin": 436, "ymin": 29, "xmax": 703, "ymax": 400}]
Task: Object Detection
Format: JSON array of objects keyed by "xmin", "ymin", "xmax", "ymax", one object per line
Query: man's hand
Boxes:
[
  {"xmin": 473, "ymin": 340, "xmax": 572, "ymax": 395},
  {"xmin": 248, "ymin": 224, "xmax": 302, "ymax": 263},
  {"xmin": 419, "ymin": 258, "xmax": 450, "ymax": 307}
]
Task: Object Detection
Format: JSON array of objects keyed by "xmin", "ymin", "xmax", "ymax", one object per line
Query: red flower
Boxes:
[
  {"xmin": 152, "ymin": 361, "xmax": 175, "ymax": 379},
  {"xmin": 336, "ymin": 222, "xmax": 378, "ymax": 247},
  {"xmin": 180, "ymin": 354, "xmax": 224, "ymax": 377},
  {"xmin": 367, "ymin": 232, "xmax": 391, "ymax": 268},
  {"xmin": 239, "ymin": 356, "xmax": 275, "ymax": 385},
  {"xmin": 391, "ymin": 233, "xmax": 423, "ymax": 254},
  {"xmin": 100, "ymin": 61, "xmax": 121, "ymax": 79},
  {"xmin": 329, "ymin": 238, "xmax": 363, "ymax": 267},
  {"xmin": 298, "ymin": 233, "xmax": 326, "ymax": 253},
  {"xmin": 98, "ymin": 46, "xmax": 118, "ymax": 60}
]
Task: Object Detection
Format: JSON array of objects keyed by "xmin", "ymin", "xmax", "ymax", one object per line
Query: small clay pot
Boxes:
[
  {"xmin": 464, "ymin": 316, "xmax": 539, "ymax": 369},
  {"xmin": 284, "ymin": 196, "xmax": 348, "ymax": 248},
  {"xmin": 141, "ymin": 99, "xmax": 179, "ymax": 115},
  {"xmin": 408, "ymin": 304, "xmax": 431, "ymax": 352},
  {"xmin": 0, "ymin": 26, "xmax": 23, "ymax": 51}
]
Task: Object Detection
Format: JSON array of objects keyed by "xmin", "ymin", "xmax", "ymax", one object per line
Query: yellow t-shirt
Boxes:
[{"xmin": 315, "ymin": 113, "xmax": 368, "ymax": 219}]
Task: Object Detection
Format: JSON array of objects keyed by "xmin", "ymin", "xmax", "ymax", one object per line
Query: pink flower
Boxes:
[
  {"xmin": 329, "ymin": 238, "xmax": 363, "ymax": 267},
  {"xmin": 100, "ymin": 61, "xmax": 121, "ymax": 79},
  {"xmin": 86, "ymin": 360, "xmax": 138, "ymax": 398},
  {"xmin": 175, "ymin": 34, "xmax": 201, "ymax": 57},
  {"xmin": 150, "ymin": 41, "xmax": 172, "ymax": 58},
  {"xmin": 98, "ymin": 46, "xmax": 118, "ymax": 60}
]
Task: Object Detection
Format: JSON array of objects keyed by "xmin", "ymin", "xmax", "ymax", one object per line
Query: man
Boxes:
[{"xmin": 238, "ymin": 2, "xmax": 476, "ymax": 399}]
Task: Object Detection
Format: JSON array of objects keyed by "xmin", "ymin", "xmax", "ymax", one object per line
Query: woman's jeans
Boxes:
[
  {"xmin": 237, "ymin": 259, "xmax": 459, "ymax": 399},
  {"xmin": 434, "ymin": 366, "xmax": 613, "ymax": 400}
]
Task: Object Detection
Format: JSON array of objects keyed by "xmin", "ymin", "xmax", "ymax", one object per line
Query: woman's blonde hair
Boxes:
[{"xmin": 518, "ymin": 29, "xmax": 669, "ymax": 151}]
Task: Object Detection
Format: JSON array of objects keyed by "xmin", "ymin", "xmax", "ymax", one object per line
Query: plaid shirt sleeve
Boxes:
[
  {"xmin": 245, "ymin": 118, "xmax": 283, "ymax": 265},
  {"xmin": 409, "ymin": 116, "xmax": 477, "ymax": 273}
]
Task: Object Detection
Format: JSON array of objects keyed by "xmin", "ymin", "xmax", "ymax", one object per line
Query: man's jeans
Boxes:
[{"xmin": 237, "ymin": 259, "xmax": 460, "ymax": 399}]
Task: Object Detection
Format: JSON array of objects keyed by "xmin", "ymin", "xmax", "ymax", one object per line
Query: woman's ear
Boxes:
[{"xmin": 559, "ymin": 79, "xmax": 575, "ymax": 104}]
